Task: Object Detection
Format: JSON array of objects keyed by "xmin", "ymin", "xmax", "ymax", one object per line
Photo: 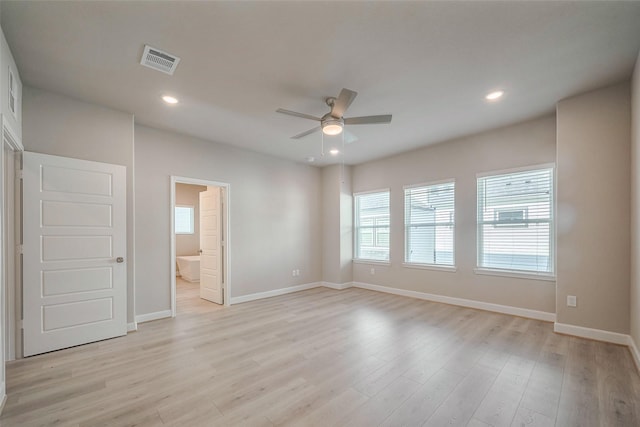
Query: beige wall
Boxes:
[
  {"xmin": 631, "ymin": 52, "xmax": 640, "ymax": 346},
  {"xmin": 134, "ymin": 125, "xmax": 322, "ymax": 316},
  {"xmin": 556, "ymin": 82, "xmax": 631, "ymax": 334},
  {"xmin": 351, "ymin": 115, "xmax": 557, "ymax": 313},
  {"xmin": 175, "ymin": 183, "xmax": 206, "ymax": 257},
  {"xmin": 22, "ymin": 86, "xmax": 136, "ymax": 324},
  {"xmin": 321, "ymin": 165, "xmax": 353, "ymax": 285}
]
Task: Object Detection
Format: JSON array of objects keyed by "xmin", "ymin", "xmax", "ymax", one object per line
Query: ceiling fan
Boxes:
[{"xmin": 276, "ymin": 88, "xmax": 392, "ymax": 140}]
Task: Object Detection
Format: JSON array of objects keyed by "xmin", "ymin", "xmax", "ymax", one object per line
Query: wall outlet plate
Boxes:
[{"xmin": 567, "ymin": 295, "xmax": 577, "ymax": 307}]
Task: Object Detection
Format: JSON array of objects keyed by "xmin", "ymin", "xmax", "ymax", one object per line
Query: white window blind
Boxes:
[
  {"xmin": 355, "ymin": 191, "xmax": 390, "ymax": 261},
  {"xmin": 405, "ymin": 181, "xmax": 455, "ymax": 266},
  {"xmin": 477, "ymin": 167, "xmax": 554, "ymax": 274},
  {"xmin": 175, "ymin": 205, "xmax": 194, "ymax": 234}
]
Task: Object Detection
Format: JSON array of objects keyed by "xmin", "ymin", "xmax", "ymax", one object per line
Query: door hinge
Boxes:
[
  {"xmin": 18, "ymin": 320, "xmax": 23, "ymax": 330},
  {"xmin": 16, "ymin": 244, "xmax": 23, "ymax": 254},
  {"xmin": 15, "ymin": 169, "xmax": 23, "ymax": 180}
]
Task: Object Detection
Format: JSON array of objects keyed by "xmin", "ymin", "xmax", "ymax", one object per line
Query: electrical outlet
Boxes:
[
  {"xmin": 296, "ymin": 269, "xmax": 300, "ymax": 276},
  {"xmin": 370, "ymin": 268, "xmax": 375, "ymax": 275},
  {"xmin": 292, "ymin": 270, "xmax": 296, "ymax": 277},
  {"xmin": 567, "ymin": 295, "xmax": 577, "ymax": 307}
]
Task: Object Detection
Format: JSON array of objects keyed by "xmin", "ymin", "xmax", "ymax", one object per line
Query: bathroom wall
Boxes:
[{"xmin": 175, "ymin": 183, "xmax": 207, "ymax": 257}]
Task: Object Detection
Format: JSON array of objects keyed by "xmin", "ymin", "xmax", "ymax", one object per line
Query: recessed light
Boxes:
[
  {"xmin": 329, "ymin": 149, "xmax": 340, "ymax": 156},
  {"xmin": 306, "ymin": 156, "xmax": 315, "ymax": 163},
  {"xmin": 485, "ymin": 90, "xmax": 504, "ymax": 101},
  {"xmin": 162, "ymin": 95, "xmax": 179, "ymax": 104}
]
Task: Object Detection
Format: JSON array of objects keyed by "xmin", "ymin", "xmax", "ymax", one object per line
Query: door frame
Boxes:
[
  {"xmin": 1, "ymin": 116, "xmax": 23, "ymax": 362},
  {"xmin": 170, "ymin": 176, "xmax": 230, "ymax": 316}
]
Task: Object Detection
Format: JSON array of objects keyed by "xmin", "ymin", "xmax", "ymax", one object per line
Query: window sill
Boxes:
[
  {"xmin": 474, "ymin": 268, "xmax": 555, "ymax": 282},
  {"xmin": 403, "ymin": 263, "xmax": 457, "ymax": 273},
  {"xmin": 353, "ymin": 259, "xmax": 391, "ymax": 266}
]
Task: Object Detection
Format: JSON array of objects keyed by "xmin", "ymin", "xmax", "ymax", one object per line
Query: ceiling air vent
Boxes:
[{"xmin": 140, "ymin": 45, "xmax": 181, "ymax": 75}]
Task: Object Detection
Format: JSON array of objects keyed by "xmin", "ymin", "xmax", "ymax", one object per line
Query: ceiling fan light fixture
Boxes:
[{"xmin": 322, "ymin": 119, "xmax": 344, "ymax": 136}]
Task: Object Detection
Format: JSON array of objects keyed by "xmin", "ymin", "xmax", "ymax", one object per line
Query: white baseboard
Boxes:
[
  {"xmin": 553, "ymin": 322, "xmax": 629, "ymax": 345},
  {"xmin": 230, "ymin": 282, "xmax": 322, "ymax": 304},
  {"xmin": 127, "ymin": 322, "xmax": 138, "ymax": 332},
  {"xmin": 135, "ymin": 310, "xmax": 172, "ymax": 324},
  {"xmin": 322, "ymin": 281, "xmax": 354, "ymax": 290},
  {"xmin": 629, "ymin": 336, "xmax": 640, "ymax": 372},
  {"xmin": 351, "ymin": 281, "xmax": 556, "ymax": 322}
]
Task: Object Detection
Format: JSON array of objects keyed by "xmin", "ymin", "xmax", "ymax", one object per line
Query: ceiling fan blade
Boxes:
[
  {"xmin": 344, "ymin": 114, "xmax": 392, "ymax": 125},
  {"xmin": 291, "ymin": 126, "xmax": 321, "ymax": 139},
  {"xmin": 276, "ymin": 108, "xmax": 322, "ymax": 122},
  {"xmin": 330, "ymin": 88, "xmax": 358, "ymax": 118}
]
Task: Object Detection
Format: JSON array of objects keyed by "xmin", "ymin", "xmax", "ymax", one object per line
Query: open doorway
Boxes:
[{"xmin": 170, "ymin": 177, "xmax": 230, "ymax": 317}]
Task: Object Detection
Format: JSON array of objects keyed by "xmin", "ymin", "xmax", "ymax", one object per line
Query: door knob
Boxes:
[{"xmin": 116, "ymin": 257, "xmax": 124, "ymax": 263}]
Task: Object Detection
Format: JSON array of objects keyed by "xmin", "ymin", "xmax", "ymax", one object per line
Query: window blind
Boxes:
[
  {"xmin": 405, "ymin": 181, "xmax": 455, "ymax": 266},
  {"xmin": 355, "ymin": 191, "xmax": 390, "ymax": 261},
  {"xmin": 477, "ymin": 167, "xmax": 553, "ymax": 274}
]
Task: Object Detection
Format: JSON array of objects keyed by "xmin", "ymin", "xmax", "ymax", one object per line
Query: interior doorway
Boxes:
[
  {"xmin": 2, "ymin": 122, "xmax": 23, "ymax": 361},
  {"xmin": 170, "ymin": 176, "xmax": 230, "ymax": 317}
]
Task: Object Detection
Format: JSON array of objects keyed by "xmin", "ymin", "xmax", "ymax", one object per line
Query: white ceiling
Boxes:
[{"xmin": 2, "ymin": 1, "xmax": 640, "ymax": 166}]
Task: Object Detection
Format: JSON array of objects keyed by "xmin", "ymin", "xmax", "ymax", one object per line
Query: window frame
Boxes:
[
  {"xmin": 174, "ymin": 204, "xmax": 195, "ymax": 235},
  {"xmin": 475, "ymin": 163, "xmax": 555, "ymax": 279},
  {"xmin": 403, "ymin": 179, "xmax": 456, "ymax": 270},
  {"xmin": 353, "ymin": 189, "xmax": 391, "ymax": 263}
]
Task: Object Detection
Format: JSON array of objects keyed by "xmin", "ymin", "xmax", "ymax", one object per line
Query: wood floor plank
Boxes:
[
  {"xmin": 1, "ymin": 281, "xmax": 639, "ymax": 427},
  {"xmin": 380, "ymin": 366, "xmax": 464, "ymax": 426}
]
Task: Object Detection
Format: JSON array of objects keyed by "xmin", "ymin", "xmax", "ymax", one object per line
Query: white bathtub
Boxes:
[{"xmin": 176, "ymin": 255, "xmax": 200, "ymax": 282}]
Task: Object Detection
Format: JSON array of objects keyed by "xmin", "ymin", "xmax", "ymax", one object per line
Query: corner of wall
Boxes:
[{"xmin": 631, "ymin": 49, "xmax": 640, "ymax": 350}]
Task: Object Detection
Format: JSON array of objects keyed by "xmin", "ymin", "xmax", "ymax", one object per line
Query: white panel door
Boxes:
[
  {"xmin": 22, "ymin": 152, "xmax": 127, "ymax": 357},
  {"xmin": 199, "ymin": 187, "xmax": 222, "ymax": 304}
]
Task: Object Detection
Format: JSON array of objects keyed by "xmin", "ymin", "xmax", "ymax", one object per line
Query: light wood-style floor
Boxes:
[{"xmin": 2, "ymin": 282, "xmax": 639, "ymax": 426}]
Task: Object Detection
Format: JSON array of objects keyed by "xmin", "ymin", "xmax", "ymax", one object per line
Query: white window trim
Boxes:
[
  {"xmin": 353, "ymin": 259, "xmax": 391, "ymax": 266},
  {"xmin": 404, "ymin": 179, "xmax": 456, "ymax": 268},
  {"xmin": 474, "ymin": 267, "xmax": 555, "ymax": 282},
  {"xmin": 403, "ymin": 178, "xmax": 456, "ymax": 190},
  {"xmin": 476, "ymin": 164, "xmax": 556, "ymax": 275},
  {"xmin": 476, "ymin": 162, "xmax": 555, "ymax": 179},
  {"xmin": 175, "ymin": 204, "xmax": 195, "ymax": 235},
  {"xmin": 403, "ymin": 263, "xmax": 457, "ymax": 273},
  {"xmin": 353, "ymin": 188, "xmax": 390, "ymax": 263}
]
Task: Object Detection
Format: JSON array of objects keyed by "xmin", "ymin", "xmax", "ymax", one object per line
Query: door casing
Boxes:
[{"xmin": 170, "ymin": 176, "xmax": 230, "ymax": 315}]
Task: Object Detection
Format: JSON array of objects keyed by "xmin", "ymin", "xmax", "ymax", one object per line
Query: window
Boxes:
[
  {"xmin": 477, "ymin": 166, "xmax": 554, "ymax": 275},
  {"xmin": 8, "ymin": 69, "xmax": 16, "ymax": 118},
  {"xmin": 354, "ymin": 190, "xmax": 390, "ymax": 261},
  {"xmin": 404, "ymin": 181, "xmax": 455, "ymax": 266},
  {"xmin": 175, "ymin": 205, "xmax": 195, "ymax": 234}
]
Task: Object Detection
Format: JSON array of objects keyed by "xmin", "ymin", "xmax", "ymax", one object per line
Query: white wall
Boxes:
[
  {"xmin": 22, "ymin": 86, "xmax": 136, "ymax": 324},
  {"xmin": 175, "ymin": 183, "xmax": 206, "ymax": 257},
  {"xmin": 556, "ymin": 82, "xmax": 631, "ymax": 334},
  {"xmin": 134, "ymin": 125, "xmax": 322, "ymax": 316},
  {"xmin": 321, "ymin": 165, "xmax": 353, "ymax": 285},
  {"xmin": 351, "ymin": 115, "xmax": 557, "ymax": 314},
  {"xmin": 631, "ymin": 52, "xmax": 640, "ymax": 348}
]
